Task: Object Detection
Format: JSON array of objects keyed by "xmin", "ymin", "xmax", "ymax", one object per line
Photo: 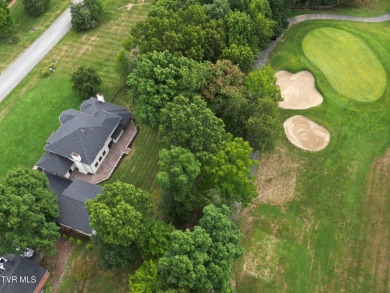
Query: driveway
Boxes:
[{"xmin": 0, "ymin": 1, "xmax": 82, "ymax": 102}]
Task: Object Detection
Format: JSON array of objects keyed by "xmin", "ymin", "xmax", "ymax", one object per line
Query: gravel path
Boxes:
[{"xmin": 255, "ymin": 12, "xmax": 390, "ymax": 68}]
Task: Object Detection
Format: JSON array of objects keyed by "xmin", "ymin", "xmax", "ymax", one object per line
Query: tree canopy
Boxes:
[
  {"xmin": 158, "ymin": 204, "xmax": 243, "ymax": 291},
  {"xmin": 202, "ymin": 137, "xmax": 256, "ymax": 206},
  {"xmin": 159, "ymin": 95, "xmax": 227, "ymax": 162},
  {"xmin": 157, "ymin": 147, "xmax": 201, "ymax": 223},
  {"xmin": 70, "ymin": 0, "xmax": 104, "ymax": 32},
  {"xmin": 22, "ymin": 0, "xmax": 51, "ymax": 17},
  {"xmin": 0, "ymin": 167, "xmax": 59, "ymax": 256},
  {"xmin": 86, "ymin": 182, "xmax": 172, "ymax": 267},
  {"xmin": 0, "ymin": 1, "xmax": 13, "ymax": 39},
  {"xmin": 71, "ymin": 66, "xmax": 102, "ymax": 99}
]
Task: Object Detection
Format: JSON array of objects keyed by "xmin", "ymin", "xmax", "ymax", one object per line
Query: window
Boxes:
[
  {"xmin": 99, "ymin": 156, "xmax": 102, "ymax": 162},
  {"xmin": 103, "ymin": 150, "xmax": 106, "ymax": 156},
  {"xmin": 95, "ymin": 162, "xmax": 99, "ymax": 167}
]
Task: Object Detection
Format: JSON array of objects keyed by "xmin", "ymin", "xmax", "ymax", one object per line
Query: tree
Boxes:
[
  {"xmin": 70, "ymin": 0, "xmax": 104, "ymax": 32},
  {"xmin": 0, "ymin": 167, "xmax": 59, "ymax": 256},
  {"xmin": 129, "ymin": 260, "xmax": 159, "ymax": 293},
  {"xmin": 204, "ymin": 0, "xmax": 230, "ymax": 20},
  {"xmin": 0, "ymin": 1, "xmax": 13, "ymax": 39},
  {"xmin": 158, "ymin": 205, "xmax": 243, "ymax": 291},
  {"xmin": 268, "ymin": 0, "xmax": 289, "ymax": 36},
  {"xmin": 22, "ymin": 0, "xmax": 50, "ymax": 16},
  {"xmin": 221, "ymin": 44, "xmax": 255, "ymax": 73},
  {"xmin": 159, "ymin": 95, "xmax": 227, "ymax": 162},
  {"xmin": 127, "ymin": 51, "xmax": 200, "ymax": 129},
  {"xmin": 71, "ymin": 66, "xmax": 102, "ymax": 99},
  {"xmin": 158, "ymin": 227, "xmax": 213, "ymax": 291},
  {"xmin": 86, "ymin": 182, "xmax": 171, "ymax": 267},
  {"xmin": 157, "ymin": 147, "xmax": 201, "ymax": 223},
  {"xmin": 202, "ymin": 138, "xmax": 256, "ymax": 205}
]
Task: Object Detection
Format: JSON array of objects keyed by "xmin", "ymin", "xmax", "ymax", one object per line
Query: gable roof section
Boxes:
[
  {"xmin": 80, "ymin": 98, "xmax": 131, "ymax": 128},
  {"xmin": 44, "ymin": 109, "xmax": 120, "ymax": 165},
  {"xmin": 0, "ymin": 256, "xmax": 48, "ymax": 293},
  {"xmin": 35, "ymin": 151, "xmax": 74, "ymax": 177},
  {"xmin": 58, "ymin": 180, "xmax": 102, "ymax": 235}
]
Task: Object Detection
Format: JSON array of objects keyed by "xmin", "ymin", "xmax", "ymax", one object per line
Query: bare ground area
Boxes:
[
  {"xmin": 42, "ymin": 238, "xmax": 73, "ymax": 293},
  {"xmin": 284, "ymin": 115, "xmax": 330, "ymax": 151},
  {"xmin": 360, "ymin": 149, "xmax": 390, "ymax": 292},
  {"xmin": 276, "ymin": 70, "xmax": 323, "ymax": 110}
]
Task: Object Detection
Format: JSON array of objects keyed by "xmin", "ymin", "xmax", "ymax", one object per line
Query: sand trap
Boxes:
[
  {"xmin": 284, "ymin": 115, "xmax": 330, "ymax": 151},
  {"xmin": 276, "ymin": 70, "xmax": 323, "ymax": 110}
]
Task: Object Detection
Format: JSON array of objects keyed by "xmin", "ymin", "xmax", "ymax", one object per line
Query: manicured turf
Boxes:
[
  {"xmin": 0, "ymin": 0, "xmax": 69, "ymax": 73},
  {"xmin": 302, "ymin": 27, "xmax": 386, "ymax": 102},
  {"xmin": 289, "ymin": 0, "xmax": 390, "ymax": 17},
  {"xmin": 233, "ymin": 21, "xmax": 390, "ymax": 292}
]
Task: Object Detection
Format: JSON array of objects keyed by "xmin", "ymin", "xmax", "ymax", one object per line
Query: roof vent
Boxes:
[
  {"xmin": 71, "ymin": 152, "xmax": 82, "ymax": 162},
  {"xmin": 97, "ymin": 93, "xmax": 105, "ymax": 103}
]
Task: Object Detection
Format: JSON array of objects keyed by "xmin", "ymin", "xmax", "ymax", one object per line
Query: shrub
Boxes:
[
  {"xmin": 22, "ymin": 0, "xmax": 51, "ymax": 17},
  {"xmin": 62, "ymin": 234, "xmax": 69, "ymax": 240},
  {"xmin": 69, "ymin": 237, "xmax": 76, "ymax": 245},
  {"xmin": 71, "ymin": 66, "xmax": 102, "ymax": 99},
  {"xmin": 76, "ymin": 239, "xmax": 83, "ymax": 246},
  {"xmin": 86, "ymin": 243, "xmax": 93, "ymax": 251}
]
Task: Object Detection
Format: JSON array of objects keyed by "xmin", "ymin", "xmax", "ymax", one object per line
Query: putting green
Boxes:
[{"xmin": 302, "ymin": 27, "xmax": 387, "ymax": 102}]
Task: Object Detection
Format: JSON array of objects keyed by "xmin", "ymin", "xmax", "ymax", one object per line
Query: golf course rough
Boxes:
[{"xmin": 302, "ymin": 27, "xmax": 386, "ymax": 102}]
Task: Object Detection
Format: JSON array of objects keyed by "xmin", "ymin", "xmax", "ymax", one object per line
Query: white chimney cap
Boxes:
[
  {"xmin": 71, "ymin": 152, "xmax": 82, "ymax": 161},
  {"xmin": 97, "ymin": 93, "xmax": 105, "ymax": 103}
]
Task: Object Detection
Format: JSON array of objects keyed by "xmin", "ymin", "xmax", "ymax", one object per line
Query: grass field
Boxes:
[
  {"xmin": 0, "ymin": 0, "xmax": 69, "ymax": 73},
  {"xmin": 57, "ymin": 242, "xmax": 131, "ymax": 293},
  {"xmin": 233, "ymin": 20, "xmax": 390, "ymax": 292},
  {"xmin": 289, "ymin": 0, "xmax": 390, "ymax": 17},
  {"xmin": 302, "ymin": 27, "xmax": 386, "ymax": 102}
]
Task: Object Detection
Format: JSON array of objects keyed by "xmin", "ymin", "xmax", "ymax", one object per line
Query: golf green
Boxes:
[{"xmin": 302, "ymin": 27, "xmax": 386, "ymax": 102}]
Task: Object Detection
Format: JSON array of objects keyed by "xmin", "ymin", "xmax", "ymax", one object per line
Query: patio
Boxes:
[{"xmin": 69, "ymin": 123, "xmax": 137, "ymax": 184}]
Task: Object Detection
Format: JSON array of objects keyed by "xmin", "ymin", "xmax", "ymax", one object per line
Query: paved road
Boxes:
[
  {"xmin": 0, "ymin": 3, "xmax": 82, "ymax": 102},
  {"xmin": 255, "ymin": 12, "xmax": 390, "ymax": 68}
]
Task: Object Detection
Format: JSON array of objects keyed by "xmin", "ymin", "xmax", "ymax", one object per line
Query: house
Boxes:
[
  {"xmin": 35, "ymin": 94, "xmax": 131, "ymax": 177},
  {"xmin": 46, "ymin": 174, "xmax": 102, "ymax": 236},
  {"xmin": 0, "ymin": 255, "xmax": 50, "ymax": 293},
  {"xmin": 34, "ymin": 94, "xmax": 132, "ymax": 236}
]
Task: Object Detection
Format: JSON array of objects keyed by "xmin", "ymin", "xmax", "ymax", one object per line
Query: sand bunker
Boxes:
[
  {"xmin": 284, "ymin": 115, "xmax": 330, "ymax": 151},
  {"xmin": 276, "ymin": 70, "xmax": 323, "ymax": 110}
]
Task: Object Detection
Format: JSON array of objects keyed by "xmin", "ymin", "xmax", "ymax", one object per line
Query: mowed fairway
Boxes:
[
  {"xmin": 302, "ymin": 27, "xmax": 386, "ymax": 102},
  {"xmin": 233, "ymin": 21, "xmax": 390, "ymax": 292}
]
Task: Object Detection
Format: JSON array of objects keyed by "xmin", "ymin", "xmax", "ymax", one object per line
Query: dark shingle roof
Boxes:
[
  {"xmin": 58, "ymin": 180, "xmax": 102, "ymax": 235},
  {"xmin": 44, "ymin": 110, "xmax": 120, "ymax": 165},
  {"xmin": 80, "ymin": 98, "xmax": 131, "ymax": 128},
  {"xmin": 36, "ymin": 152, "xmax": 74, "ymax": 177},
  {"xmin": 0, "ymin": 256, "xmax": 47, "ymax": 293},
  {"xmin": 46, "ymin": 173, "xmax": 72, "ymax": 196}
]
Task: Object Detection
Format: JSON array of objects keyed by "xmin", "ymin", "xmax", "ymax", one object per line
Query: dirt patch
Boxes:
[
  {"xmin": 360, "ymin": 149, "xmax": 390, "ymax": 292},
  {"xmin": 78, "ymin": 44, "xmax": 92, "ymax": 57},
  {"xmin": 7, "ymin": 0, "xmax": 16, "ymax": 8},
  {"xmin": 42, "ymin": 238, "xmax": 73, "ymax": 293},
  {"xmin": 254, "ymin": 145, "xmax": 302, "ymax": 205},
  {"xmin": 284, "ymin": 115, "xmax": 330, "ymax": 151},
  {"xmin": 276, "ymin": 70, "xmax": 323, "ymax": 110}
]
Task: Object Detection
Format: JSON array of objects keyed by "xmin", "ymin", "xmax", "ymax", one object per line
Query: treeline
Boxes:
[{"xmin": 107, "ymin": 0, "xmax": 290, "ymax": 291}]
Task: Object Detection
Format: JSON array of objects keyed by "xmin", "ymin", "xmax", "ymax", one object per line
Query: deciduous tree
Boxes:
[
  {"xmin": 159, "ymin": 95, "xmax": 227, "ymax": 162},
  {"xmin": 0, "ymin": 1, "xmax": 13, "ymax": 39},
  {"xmin": 70, "ymin": 0, "xmax": 104, "ymax": 32},
  {"xmin": 22, "ymin": 0, "xmax": 50, "ymax": 16},
  {"xmin": 157, "ymin": 147, "xmax": 201, "ymax": 222},
  {"xmin": 202, "ymin": 138, "xmax": 256, "ymax": 205},
  {"xmin": 71, "ymin": 66, "xmax": 102, "ymax": 99},
  {"xmin": 0, "ymin": 167, "xmax": 59, "ymax": 256}
]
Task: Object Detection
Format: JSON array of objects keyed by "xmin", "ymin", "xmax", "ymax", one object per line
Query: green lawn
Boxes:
[
  {"xmin": 233, "ymin": 21, "xmax": 390, "ymax": 292},
  {"xmin": 57, "ymin": 242, "xmax": 131, "ymax": 293},
  {"xmin": 289, "ymin": 0, "xmax": 390, "ymax": 17},
  {"xmin": 0, "ymin": 0, "xmax": 152, "ymax": 179},
  {"xmin": 302, "ymin": 27, "xmax": 386, "ymax": 102},
  {"xmin": 0, "ymin": 0, "xmax": 69, "ymax": 73}
]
